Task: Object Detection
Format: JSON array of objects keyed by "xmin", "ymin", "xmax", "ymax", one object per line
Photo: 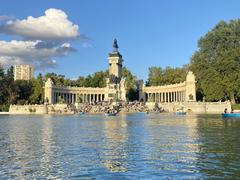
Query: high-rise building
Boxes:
[{"xmin": 14, "ymin": 64, "xmax": 34, "ymax": 80}]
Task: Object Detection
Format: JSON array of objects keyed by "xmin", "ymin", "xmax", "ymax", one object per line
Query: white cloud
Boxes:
[
  {"xmin": 0, "ymin": 40, "xmax": 75, "ymax": 69},
  {"xmin": 0, "ymin": 8, "xmax": 80, "ymax": 40}
]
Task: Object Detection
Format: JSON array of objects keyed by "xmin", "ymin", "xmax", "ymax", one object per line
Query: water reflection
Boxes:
[
  {"xmin": 1, "ymin": 114, "xmax": 240, "ymax": 179},
  {"xmin": 196, "ymin": 115, "xmax": 240, "ymax": 178},
  {"xmin": 102, "ymin": 116, "xmax": 128, "ymax": 172},
  {"xmin": 39, "ymin": 116, "xmax": 63, "ymax": 179},
  {"xmin": 139, "ymin": 114, "xmax": 201, "ymax": 177}
]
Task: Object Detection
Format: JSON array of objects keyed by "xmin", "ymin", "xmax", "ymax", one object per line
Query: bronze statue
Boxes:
[{"xmin": 113, "ymin": 38, "xmax": 118, "ymax": 52}]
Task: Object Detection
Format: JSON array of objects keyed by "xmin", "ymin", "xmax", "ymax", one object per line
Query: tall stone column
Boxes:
[
  {"xmin": 72, "ymin": 93, "xmax": 75, "ymax": 104},
  {"xmin": 44, "ymin": 78, "xmax": 54, "ymax": 104},
  {"xmin": 185, "ymin": 71, "xmax": 196, "ymax": 102}
]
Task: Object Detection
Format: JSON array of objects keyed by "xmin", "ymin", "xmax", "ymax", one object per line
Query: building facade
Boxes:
[
  {"xmin": 14, "ymin": 64, "xmax": 34, "ymax": 80},
  {"xmin": 139, "ymin": 71, "xmax": 196, "ymax": 103},
  {"xmin": 44, "ymin": 39, "xmax": 126, "ymax": 104}
]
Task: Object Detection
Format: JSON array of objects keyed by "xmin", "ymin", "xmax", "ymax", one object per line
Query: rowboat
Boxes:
[
  {"xmin": 222, "ymin": 113, "xmax": 240, "ymax": 118},
  {"xmin": 105, "ymin": 112, "xmax": 118, "ymax": 116},
  {"xmin": 175, "ymin": 111, "xmax": 187, "ymax": 115}
]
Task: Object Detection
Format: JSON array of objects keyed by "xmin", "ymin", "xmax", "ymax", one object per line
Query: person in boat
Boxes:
[{"xmin": 224, "ymin": 108, "xmax": 227, "ymax": 114}]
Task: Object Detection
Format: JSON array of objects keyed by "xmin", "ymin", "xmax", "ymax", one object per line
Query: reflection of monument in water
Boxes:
[
  {"xmin": 101, "ymin": 117, "xmax": 129, "ymax": 172},
  {"xmin": 5, "ymin": 117, "xmax": 62, "ymax": 178}
]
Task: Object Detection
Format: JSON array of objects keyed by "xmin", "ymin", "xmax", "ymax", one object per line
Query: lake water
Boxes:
[{"xmin": 0, "ymin": 113, "xmax": 240, "ymax": 179}]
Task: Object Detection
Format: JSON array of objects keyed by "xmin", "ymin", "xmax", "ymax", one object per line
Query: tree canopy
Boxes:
[
  {"xmin": 190, "ymin": 19, "xmax": 240, "ymax": 103},
  {"xmin": 146, "ymin": 66, "xmax": 188, "ymax": 86},
  {"xmin": 0, "ymin": 65, "xmax": 47, "ymax": 111},
  {"xmin": 0, "ymin": 65, "xmax": 140, "ymax": 111}
]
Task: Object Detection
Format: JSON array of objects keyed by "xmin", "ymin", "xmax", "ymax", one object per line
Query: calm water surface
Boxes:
[{"xmin": 0, "ymin": 113, "xmax": 240, "ymax": 179}]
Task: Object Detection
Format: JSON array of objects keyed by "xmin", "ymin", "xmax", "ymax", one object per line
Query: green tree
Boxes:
[
  {"xmin": 0, "ymin": 66, "xmax": 19, "ymax": 110},
  {"xmin": 190, "ymin": 19, "xmax": 240, "ymax": 103},
  {"xmin": 76, "ymin": 76, "xmax": 86, "ymax": 87},
  {"xmin": 29, "ymin": 73, "xmax": 44, "ymax": 104},
  {"xmin": 147, "ymin": 66, "xmax": 188, "ymax": 86},
  {"xmin": 75, "ymin": 70, "xmax": 108, "ymax": 87},
  {"xmin": 14, "ymin": 80, "xmax": 32, "ymax": 104},
  {"xmin": 45, "ymin": 73, "xmax": 68, "ymax": 86},
  {"xmin": 0, "ymin": 65, "xmax": 6, "ymax": 106},
  {"xmin": 122, "ymin": 67, "xmax": 139, "ymax": 101}
]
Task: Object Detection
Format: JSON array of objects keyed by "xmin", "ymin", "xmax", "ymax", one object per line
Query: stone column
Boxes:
[
  {"xmin": 44, "ymin": 78, "xmax": 54, "ymax": 104},
  {"xmin": 53, "ymin": 92, "xmax": 55, "ymax": 104}
]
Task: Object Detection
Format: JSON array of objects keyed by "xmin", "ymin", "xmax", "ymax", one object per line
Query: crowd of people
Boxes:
[{"xmin": 76, "ymin": 101, "xmax": 163, "ymax": 114}]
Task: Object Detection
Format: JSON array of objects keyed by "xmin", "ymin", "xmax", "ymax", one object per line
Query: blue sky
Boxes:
[{"xmin": 0, "ymin": 0, "xmax": 240, "ymax": 81}]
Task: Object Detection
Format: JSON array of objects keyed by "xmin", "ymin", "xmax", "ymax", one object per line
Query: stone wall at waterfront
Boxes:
[
  {"xmin": 146, "ymin": 101, "xmax": 231, "ymax": 113},
  {"xmin": 9, "ymin": 104, "xmax": 48, "ymax": 114},
  {"xmin": 8, "ymin": 101, "xmax": 231, "ymax": 115},
  {"xmin": 9, "ymin": 104, "xmax": 75, "ymax": 115}
]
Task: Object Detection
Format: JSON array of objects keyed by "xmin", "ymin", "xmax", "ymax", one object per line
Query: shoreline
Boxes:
[
  {"xmin": 3, "ymin": 101, "xmax": 231, "ymax": 115},
  {"xmin": 0, "ymin": 111, "xmax": 226, "ymax": 116}
]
